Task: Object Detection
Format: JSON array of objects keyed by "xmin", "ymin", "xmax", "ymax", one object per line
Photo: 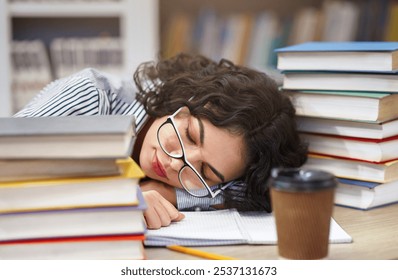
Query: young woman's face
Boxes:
[{"xmin": 139, "ymin": 107, "xmax": 246, "ymax": 190}]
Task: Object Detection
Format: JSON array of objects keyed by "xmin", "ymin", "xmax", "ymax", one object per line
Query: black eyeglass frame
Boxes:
[{"xmin": 156, "ymin": 107, "xmax": 226, "ymax": 198}]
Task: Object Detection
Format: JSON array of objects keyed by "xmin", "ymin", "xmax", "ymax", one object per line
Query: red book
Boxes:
[
  {"xmin": 303, "ymin": 153, "xmax": 398, "ymax": 183},
  {"xmin": 300, "ymin": 133, "xmax": 398, "ymax": 162},
  {"xmin": 0, "ymin": 235, "xmax": 146, "ymax": 260}
]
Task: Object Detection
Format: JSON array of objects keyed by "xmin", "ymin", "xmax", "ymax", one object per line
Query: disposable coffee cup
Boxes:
[{"xmin": 268, "ymin": 168, "xmax": 337, "ymax": 260}]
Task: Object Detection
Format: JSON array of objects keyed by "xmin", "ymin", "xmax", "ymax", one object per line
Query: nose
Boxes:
[
  {"xmin": 169, "ymin": 148, "xmax": 202, "ymax": 171},
  {"xmin": 169, "ymin": 157, "xmax": 184, "ymax": 172}
]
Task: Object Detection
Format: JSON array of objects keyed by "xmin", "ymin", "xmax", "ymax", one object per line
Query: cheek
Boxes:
[{"xmin": 138, "ymin": 128, "xmax": 156, "ymax": 177}]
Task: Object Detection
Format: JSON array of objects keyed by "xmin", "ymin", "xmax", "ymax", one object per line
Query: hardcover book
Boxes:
[
  {"xmin": 335, "ymin": 178, "xmax": 398, "ymax": 210},
  {"xmin": 285, "ymin": 90, "xmax": 398, "ymax": 122},
  {"xmin": 0, "ymin": 158, "xmax": 145, "ymax": 213},
  {"xmin": 0, "ymin": 158, "xmax": 121, "ymax": 182},
  {"xmin": 0, "ymin": 189, "xmax": 147, "ymax": 242},
  {"xmin": 296, "ymin": 116, "xmax": 398, "ymax": 139},
  {"xmin": 282, "ymin": 72, "xmax": 398, "ymax": 93},
  {"xmin": 301, "ymin": 133, "xmax": 398, "ymax": 162},
  {"xmin": 275, "ymin": 41, "xmax": 398, "ymax": 72},
  {"xmin": 0, "ymin": 115, "xmax": 136, "ymax": 159},
  {"xmin": 303, "ymin": 154, "xmax": 398, "ymax": 183},
  {"xmin": 0, "ymin": 235, "xmax": 146, "ymax": 260}
]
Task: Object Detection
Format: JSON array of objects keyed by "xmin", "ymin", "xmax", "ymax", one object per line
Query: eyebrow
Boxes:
[{"xmin": 197, "ymin": 117, "xmax": 225, "ymax": 183}]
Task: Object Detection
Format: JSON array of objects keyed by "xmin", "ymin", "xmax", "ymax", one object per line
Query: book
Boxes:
[
  {"xmin": 11, "ymin": 40, "xmax": 52, "ymax": 112},
  {"xmin": 296, "ymin": 116, "xmax": 398, "ymax": 140},
  {"xmin": 245, "ymin": 11, "xmax": 279, "ymax": 69},
  {"xmin": 301, "ymin": 133, "xmax": 398, "ymax": 162},
  {"xmin": 320, "ymin": 2, "xmax": 360, "ymax": 42},
  {"xmin": 0, "ymin": 158, "xmax": 145, "ymax": 213},
  {"xmin": 163, "ymin": 13, "xmax": 193, "ymax": 58},
  {"xmin": 303, "ymin": 154, "xmax": 398, "ymax": 183},
  {"xmin": 219, "ymin": 13, "xmax": 253, "ymax": 65},
  {"xmin": 282, "ymin": 71, "xmax": 398, "ymax": 93},
  {"xmin": 287, "ymin": 7, "xmax": 320, "ymax": 45},
  {"xmin": 285, "ymin": 90, "xmax": 398, "ymax": 122},
  {"xmin": 335, "ymin": 178, "xmax": 398, "ymax": 210},
  {"xmin": 0, "ymin": 158, "xmax": 122, "ymax": 182},
  {"xmin": 0, "ymin": 115, "xmax": 136, "ymax": 159},
  {"xmin": 0, "ymin": 235, "xmax": 145, "ymax": 260},
  {"xmin": 0, "ymin": 189, "xmax": 147, "ymax": 242},
  {"xmin": 144, "ymin": 209, "xmax": 352, "ymax": 247},
  {"xmin": 385, "ymin": 1, "xmax": 398, "ymax": 42},
  {"xmin": 50, "ymin": 37, "xmax": 124, "ymax": 79},
  {"xmin": 275, "ymin": 41, "xmax": 398, "ymax": 72}
]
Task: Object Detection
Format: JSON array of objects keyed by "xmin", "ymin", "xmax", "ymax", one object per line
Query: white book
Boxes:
[
  {"xmin": 300, "ymin": 132, "xmax": 398, "ymax": 162},
  {"xmin": 336, "ymin": 178, "xmax": 398, "ymax": 210},
  {"xmin": 296, "ymin": 117, "xmax": 398, "ymax": 140},
  {"xmin": 0, "ymin": 239, "xmax": 145, "ymax": 260}
]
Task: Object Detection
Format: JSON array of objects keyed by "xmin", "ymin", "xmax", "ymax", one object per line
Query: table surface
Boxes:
[{"xmin": 144, "ymin": 203, "xmax": 398, "ymax": 260}]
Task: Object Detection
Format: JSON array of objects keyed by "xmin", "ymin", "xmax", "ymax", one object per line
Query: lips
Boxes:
[{"xmin": 152, "ymin": 151, "xmax": 167, "ymax": 178}]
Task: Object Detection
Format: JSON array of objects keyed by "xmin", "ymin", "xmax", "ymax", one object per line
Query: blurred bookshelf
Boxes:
[
  {"xmin": 158, "ymin": 0, "xmax": 393, "ymax": 82},
  {"xmin": 1, "ymin": 0, "xmax": 397, "ymax": 116},
  {"xmin": 0, "ymin": 0, "xmax": 159, "ymax": 116}
]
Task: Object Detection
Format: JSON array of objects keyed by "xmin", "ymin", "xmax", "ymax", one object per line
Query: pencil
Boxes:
[{"xmin": 166, "ymin": 245, "xmax": 238, "ymax": 260}]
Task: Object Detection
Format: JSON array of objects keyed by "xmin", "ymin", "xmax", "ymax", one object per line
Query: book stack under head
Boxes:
[
  {"xmin": 0, "ymin": 115, "xmax": 147, "ymax": 260},
  {"xmin": 275, "ymin": 41, "xmax": 398, "ymax": 210}
]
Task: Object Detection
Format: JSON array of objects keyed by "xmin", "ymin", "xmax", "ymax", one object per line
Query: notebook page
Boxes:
[
  {"xmin": 144, "ymin": 209, "xmax": 247, "ymax": 246},
  {"xmin": 329, "ymin": 219, "xmax": 353, "ymax": 243},
  {"xmin": 236, "ymin": 212, "xmax": 353, "ymax": 244},
  {"xmin": 236, "ymin": 212, "xmax": 278, "ymax": 244}
]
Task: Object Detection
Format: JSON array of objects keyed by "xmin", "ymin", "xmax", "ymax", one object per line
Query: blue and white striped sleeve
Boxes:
[
  {"xmin": 14, "ymin": 73, "xmax": 105, "ymax": 117},
  {"xmin": 175, "ymin": 181, "xmax": 244, "ymax": 211},
  {"xmin": 13, "ymin": 68, "xmax": 149, "ymax": 132}
]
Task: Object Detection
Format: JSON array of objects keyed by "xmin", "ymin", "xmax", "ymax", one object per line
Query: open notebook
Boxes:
[{"xmin": 144, "ymin": 209, "xmax": 353, "ymax": 247}]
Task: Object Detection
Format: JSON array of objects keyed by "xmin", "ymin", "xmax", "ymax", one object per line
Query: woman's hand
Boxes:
[{"xmin": 140, "ymin": 180, "xmax": 185, "ymax": 229}]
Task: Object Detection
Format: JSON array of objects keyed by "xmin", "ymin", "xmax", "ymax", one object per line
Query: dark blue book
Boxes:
[
  {"xmin": 335, "ymin": 178, "xmax": 398, "ymax": 210},
  {"xmin": 275, "ymin": 41, "xmax": 398, "ymax": 72}
]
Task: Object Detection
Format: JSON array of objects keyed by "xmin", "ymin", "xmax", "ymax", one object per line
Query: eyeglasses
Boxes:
[{"xmin": 157, "ymin": 107, "xmax": 227, "ymax": 198}]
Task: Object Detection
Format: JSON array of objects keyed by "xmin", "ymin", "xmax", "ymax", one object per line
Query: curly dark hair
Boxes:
[{"xmin": 133, "ymin": 53, "xmax": 307, "ymax": 212}]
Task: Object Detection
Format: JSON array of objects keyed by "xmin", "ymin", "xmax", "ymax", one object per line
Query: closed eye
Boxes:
[
  {"xmin": 185, "ymin": 126, "xmax": 196, "ymax": 145},
  {"xmin": 200, "ymin": 164, "xmax": 210, "ymax": 181}
]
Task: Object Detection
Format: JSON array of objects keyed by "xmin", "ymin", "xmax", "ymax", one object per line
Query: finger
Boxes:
[
  {"xmin": 173, "ymin": 212, "xmax": 185, "ymax": 222},
  {"xmin": 158, "ymin": 198, "xmax": 181, "ymax": 221},
  {"xmin": 153, "ymin": 202, "xmax": 176, "ymax": 227},
  {"xmin": 143, "ymin": 207, "xmax": 162, "ymax": 230}
]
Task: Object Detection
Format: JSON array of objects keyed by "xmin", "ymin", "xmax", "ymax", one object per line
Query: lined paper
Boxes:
[{"xmin": 144, "ymin": 209, "xmax": 353, "ymax": 247}]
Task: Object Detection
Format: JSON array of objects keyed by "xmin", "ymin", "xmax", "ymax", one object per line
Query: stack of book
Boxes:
[
  {"xmin": 0, "ymin": 115, "xmax": 147, "ymax": 259},
  {"xmin": 275, "ymin": 41, "xmax": 398, "ymax": 210}
]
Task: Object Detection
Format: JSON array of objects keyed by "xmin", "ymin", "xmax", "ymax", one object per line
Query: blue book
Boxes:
[
  {"xmin": 335, "ymin": 178, "xmax": 398, "ymax": 210},
  {"xmin": 274, "ymin": 41, "xmax": 398, "ymax": 72}
]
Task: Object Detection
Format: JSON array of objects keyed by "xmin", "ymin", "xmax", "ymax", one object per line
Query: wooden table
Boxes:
[{"xmin": 145, "ymin": 203, "xmax": 398, "ymax": 260}]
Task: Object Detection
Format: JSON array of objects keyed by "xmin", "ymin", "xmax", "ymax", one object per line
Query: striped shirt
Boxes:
[{"xmin": 15, "ymin": 68, "xmax": 225, "ymax": 210}]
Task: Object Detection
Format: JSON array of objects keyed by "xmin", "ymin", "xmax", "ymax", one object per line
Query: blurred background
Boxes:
[{"xmin": 0, "ymin": 0, "xmax": 395, "ymax": 116}]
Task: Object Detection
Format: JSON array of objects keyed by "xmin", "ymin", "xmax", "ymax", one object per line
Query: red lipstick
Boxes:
[{"xmin": 152, "ymin": 152, "xmax": 167, "ymax": 178}]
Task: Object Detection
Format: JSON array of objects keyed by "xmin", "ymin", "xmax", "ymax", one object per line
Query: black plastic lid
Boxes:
[{"xmin": 268, "ymin": 168, "xmax": 337, "ymax": 192}]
